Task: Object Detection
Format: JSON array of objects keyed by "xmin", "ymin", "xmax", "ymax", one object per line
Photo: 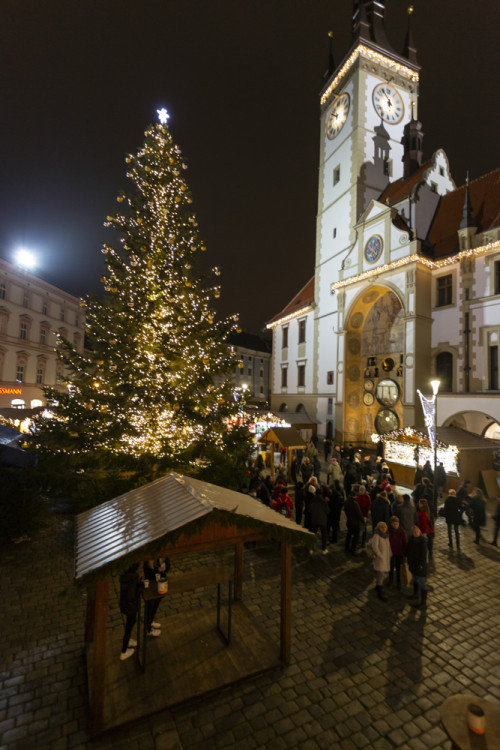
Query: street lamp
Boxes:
[
  {"xmin": 15, "ymin": 248, "xmax": 36, "ymax": 271},
  {"xmin": 430, "ymin": 379, "xmax": 440, "ymax": 515}
]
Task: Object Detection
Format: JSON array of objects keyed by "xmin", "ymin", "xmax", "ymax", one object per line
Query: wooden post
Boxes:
[
  {"xmin": 89, "ymin": 577, "xmax": 109, "ymax": 736},
  {"xmin": 280, "ymin": 536, "xmax": 292, "ymax": 664},
  {"xmin": 85, "ymin": 585, "xmax": 96, "ymax": 645},
  {"xmin": 270, "ymin": 444, "xmax": 274, "ymax": 480},
  {"xmin": 234, "ymin": 542, "xmax": 243, "ymax": 601}
]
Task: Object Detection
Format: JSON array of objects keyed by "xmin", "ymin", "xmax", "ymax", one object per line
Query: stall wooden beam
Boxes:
[
  {"xmin": 234, "ymin": 542, "xmax": 243, "ymax": 601},
  {"xmin": 280, "ymin": 537, "xmax": 292, "ymax": 664},
  {"xmin": 89, "ymin": 577, "xmax": 109, "ymax": 736}
]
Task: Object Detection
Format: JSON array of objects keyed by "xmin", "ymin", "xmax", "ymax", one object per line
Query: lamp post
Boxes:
[{"xmin": 430, "ymin": 379, "xmax": 440, "ymax": 516}]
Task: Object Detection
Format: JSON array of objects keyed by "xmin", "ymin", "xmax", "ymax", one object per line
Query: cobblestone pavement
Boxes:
[{"xmin": 1, "ymin": 500, "xmax": 500, "ymax": 750}]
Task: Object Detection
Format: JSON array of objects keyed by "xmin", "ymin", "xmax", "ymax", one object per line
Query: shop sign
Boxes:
[{"xmin": 0, "ymin": 387, "xmax": 23, "ymax": 395}]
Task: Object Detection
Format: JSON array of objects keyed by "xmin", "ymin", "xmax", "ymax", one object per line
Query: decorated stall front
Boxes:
[{"xmin": 374, "ymin": 426, "xmax": 500, "ymax": 491}]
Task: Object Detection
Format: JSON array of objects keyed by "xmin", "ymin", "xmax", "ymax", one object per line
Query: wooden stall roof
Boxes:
[
  {"xmin": 258, "ymin": 426, "xmax": 306, "ymax": 449},
  {"xmin": 75, "ymin": 472, "xmax": 313, "ymax": 581},
  {"xmin": 275, "ymin": 410, "xmax": 317, "ymax": 428}
]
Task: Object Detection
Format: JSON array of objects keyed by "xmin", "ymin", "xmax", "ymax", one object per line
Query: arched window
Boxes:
[
  {"xmin": 296, "ymin": 403, "xmax": 306, "ymax": 413},
  {"xmin": 279, "ymin": 403, "xmax": 288, "ymax": 412},
  {"xmin": 436, "ymin": 352, "xmax": 453, "ymax": 393},
  {"xmin": 11, "ymin": 399, "xmax": 25, "ymax": 409},
  {"xmin": 31, "ymin": 399, "xmax": 43, "ymax": 408}
]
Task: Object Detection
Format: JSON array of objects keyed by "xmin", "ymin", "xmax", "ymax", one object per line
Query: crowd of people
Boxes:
[{"xmin": 243, "ymin": 436, "xmax": 499, "ymax": 612}]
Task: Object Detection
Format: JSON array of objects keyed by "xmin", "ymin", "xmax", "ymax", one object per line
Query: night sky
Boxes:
[{"xmin": 1, "ymin": 1, "xmax": 499, "ymax": 333}]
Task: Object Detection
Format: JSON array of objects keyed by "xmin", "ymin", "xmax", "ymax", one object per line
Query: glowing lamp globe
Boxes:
[{"xmin": 15, "ymin": 248, "xmax": 36, "ymax": 270}]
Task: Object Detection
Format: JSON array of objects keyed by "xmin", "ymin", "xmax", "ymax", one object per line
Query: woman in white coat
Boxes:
[{"xmin": 370, "ymin": 521, "xmax": 392, "ymax": 600}]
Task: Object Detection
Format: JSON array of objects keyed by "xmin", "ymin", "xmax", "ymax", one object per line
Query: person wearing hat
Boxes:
[{"xmin": 443, "ymin": 488, "xmax": 463, "ymax": 550}]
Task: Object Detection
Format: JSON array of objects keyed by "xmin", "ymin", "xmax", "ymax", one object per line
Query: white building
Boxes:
[
  {"xmin": 0, "ymin": 257, "xmax": 84, "ymax": 411},
  {"xmin": 268, "ymin": 1, "xmax": 500, "ymax": 445},
  {"xmin": 228, "ymin": 331, "xmax": 272, "ymax": 405}
]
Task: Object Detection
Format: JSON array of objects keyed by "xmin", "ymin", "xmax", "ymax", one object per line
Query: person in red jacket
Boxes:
[
  {"xmin": 388, "ymin": 516, "xmax": 408, "ymax": 590},
  {"xmin": 356, "ymin": 484, "xmax": 371, "ymax": 547},
  {"xmin": 273, "ymin": 486, "xmax": 293, "ymax": 519},
  {"xmin": 417, "ymin": 499, "xmax": 435, "ymax": 561}
]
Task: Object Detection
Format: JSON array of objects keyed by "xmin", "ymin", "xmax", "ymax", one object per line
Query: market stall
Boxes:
[
  {"xmin": 374, "ymin": 425, "xmax": 500, "ymax": 491},
  {"xmin": 75, "ymin": 472, "xmax": 313, "ymax": 735},
  {"xmin": 258, "ymin": 426, "xmax": 306, "ymax": 480}
]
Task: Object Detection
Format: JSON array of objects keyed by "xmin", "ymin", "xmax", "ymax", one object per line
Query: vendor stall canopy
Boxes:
[{"xmin": 74, "ymin": 472, "xmax": 312, "ymax": 581}]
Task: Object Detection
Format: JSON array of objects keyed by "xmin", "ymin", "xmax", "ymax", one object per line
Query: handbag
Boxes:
[{"xmin": 400, "ymin": 560, "xmax": 411, "ymax": 587}]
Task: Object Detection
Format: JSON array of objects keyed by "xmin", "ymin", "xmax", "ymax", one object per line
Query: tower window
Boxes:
[
  {"xmin": 282, "ymin": 325, "xmax": 288, "ymax": 349},
  {"xmin": 436, "ymin": 352, "xmax": 453, "ymax": 392},
  {"xmin": 439, "ymin": 166, "xmax": 445, "ymax": 176},
  {"xmin": 281, "ymin": 366, "xmax": 288, "ymax": 388},
  {"xmin": 494, "ymin": 261, "xmax": 500, "ymax": 295},
  {"xmin": 333, "ymin": 227, "xmax": 337, "ymax": 239},
  {"xmin": 333, "ymin": 166, "xmax": 341, "ymax": 185},
  {"xmin": 327, "ymin": 398, "xmax": 333, "ymax": 415},
  {"xmin": 297, "ymin": 364, "xmax": 306, "ymax": 387},
  {"xmin": 430, "ymin": 182, "xmax": 438, "ymax": 193},
  {"xmin": 436, "ymin": 275, "xmax": 452, "ymax": 307},
  {"xmin": 490, "ymin": 346, "xmax": 499, "ymax": 390},
  {"xmin": 298, "ymin": 319, "xmax": 306, "ymax": 344},
  {"xmin": 383, "ymin": 158, "xmax": 392, "ymax": 177},
  {"xmin": 327, "ymin": 371, "xmax": 334, "ymax": 385}
]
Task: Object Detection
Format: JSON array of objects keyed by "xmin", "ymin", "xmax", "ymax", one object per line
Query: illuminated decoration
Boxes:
[
  {"xmin": 371, "ymin": 428, "xmax": 459, "ymax": 475},
  {"xmin": 321, "ymin": 44, "xmax": 419, "ymax": 108},
  {"xmin": 417, "ymin": 388, "xmax": 436, "ymax": 452},
  {"xmin": 30, "ymin": 116, "xmax": 246, "ymax": 470},
  {"xmin": 266, "ymin": 304, "xmax": 313, "ymax": 330},
  {"xmin": 15, "ymin": 248, "xmax": 36, "ymax": 270},
  {"xmin": 331, "ymin": 240, "xmax": 500, "ymax": 293},
  {"xmin": 157, "ymin": 108, "xmax": 170, "ymax": 124}
]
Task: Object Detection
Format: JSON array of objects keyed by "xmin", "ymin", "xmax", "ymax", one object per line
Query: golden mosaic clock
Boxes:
[
  {"xmin": 372, "ymin": 83, "xmax": 404, "ymax": 124},
  {"xmin": 326, "ymin": 93, "xmax": 350, "ymax": 139}
]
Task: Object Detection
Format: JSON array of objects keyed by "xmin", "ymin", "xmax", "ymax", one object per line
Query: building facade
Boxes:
[
  {"xmin": 268, "ymin": 1, "xmax": 500, "ymax": 445},
  {"xmin": 0, "ymin": 257, "xmax": 84, "ymax": 411},
  {"xmin": 229, "ymin": 331, "xmax": 272, "ymax": 405}
]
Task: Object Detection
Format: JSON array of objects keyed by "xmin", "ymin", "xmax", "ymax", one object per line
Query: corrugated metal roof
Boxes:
[{"xmin": 75, "ymin": 472, "xmax": 312, "ymax": 580}]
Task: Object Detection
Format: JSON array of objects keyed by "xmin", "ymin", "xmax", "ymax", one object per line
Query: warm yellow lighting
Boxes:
[
  {"xmin": 321, "ymin": 43, "xmax": 419, "ymax": 107},
  {"xmin": 266, "ymin": 304, "xmax": 313, "ymax": 330},
  {"xmin": 330, "ymin": 240, "xmax": 500, "ymax": 293},
  {"xmin": 430, "ymin": 379, "xmax": 440, "ymax": 396}
]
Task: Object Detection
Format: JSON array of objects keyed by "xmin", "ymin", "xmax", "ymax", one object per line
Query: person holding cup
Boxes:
[{"xmin": 143, "ymin": 557, "xmax": 171, "ymax": 636}]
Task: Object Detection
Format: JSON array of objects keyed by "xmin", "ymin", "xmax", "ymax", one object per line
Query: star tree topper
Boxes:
[{"xmin": 157, "ymin": 108, "xmax": 170, "ymax": 124}]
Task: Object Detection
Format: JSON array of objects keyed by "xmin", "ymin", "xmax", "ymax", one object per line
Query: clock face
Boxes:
[
  {"xmin": 373, "ymin": 83, "xmax": 404, "ymax": 124},
  {"xmin": 326, "ymin": 93, "xmax": 350, "ymax": 140},
  {"xmin": 363, "ymin": 392, "xmax": 375, "ymax": 407},
  {"xmin": 364, "ymin": 235, "xmax": 383, "ymax": 263}
]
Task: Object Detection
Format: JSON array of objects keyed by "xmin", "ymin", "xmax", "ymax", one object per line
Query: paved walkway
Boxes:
[{"xmin": 1, "ymin": 503, "xmax": 499, "ymax": 750}]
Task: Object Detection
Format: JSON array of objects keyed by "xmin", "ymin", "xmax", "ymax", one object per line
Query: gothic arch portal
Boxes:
[{"xmin": 344, "ymin": 284, "xmax": 405, "ymax": 444}]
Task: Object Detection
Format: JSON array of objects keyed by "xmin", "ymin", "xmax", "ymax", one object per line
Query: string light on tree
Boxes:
[{"xmin": 31, "ymin": 109, "xmax": 251, "ymax": 492}]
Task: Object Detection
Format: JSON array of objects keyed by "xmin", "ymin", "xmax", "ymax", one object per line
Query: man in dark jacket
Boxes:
[
  {"xmin": 309, "ymin": 485, "xmax": 329, "ymax": 554},
  {"xmin": 343, "ymin": 492, "xmax": 363, "ymax": 555},
  {"xmin": 119, "ymin": 563, "xmax": 141, "ymax": 660},
  {"xmin": 371, "ymin": 491, "xmax": 391, "ymax": 527},
  {"xmin": 407, "ymin": 526, "xmax": 428, "ymax": 610},
  {"xmin": 443, "ymin": 489, "xmax": 462, "ymax": 550}
]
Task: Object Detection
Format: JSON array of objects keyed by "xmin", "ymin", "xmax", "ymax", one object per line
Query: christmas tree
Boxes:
[{"xmin": 31, "ymin": 109, "xmax": 251, "ymax": 502}]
